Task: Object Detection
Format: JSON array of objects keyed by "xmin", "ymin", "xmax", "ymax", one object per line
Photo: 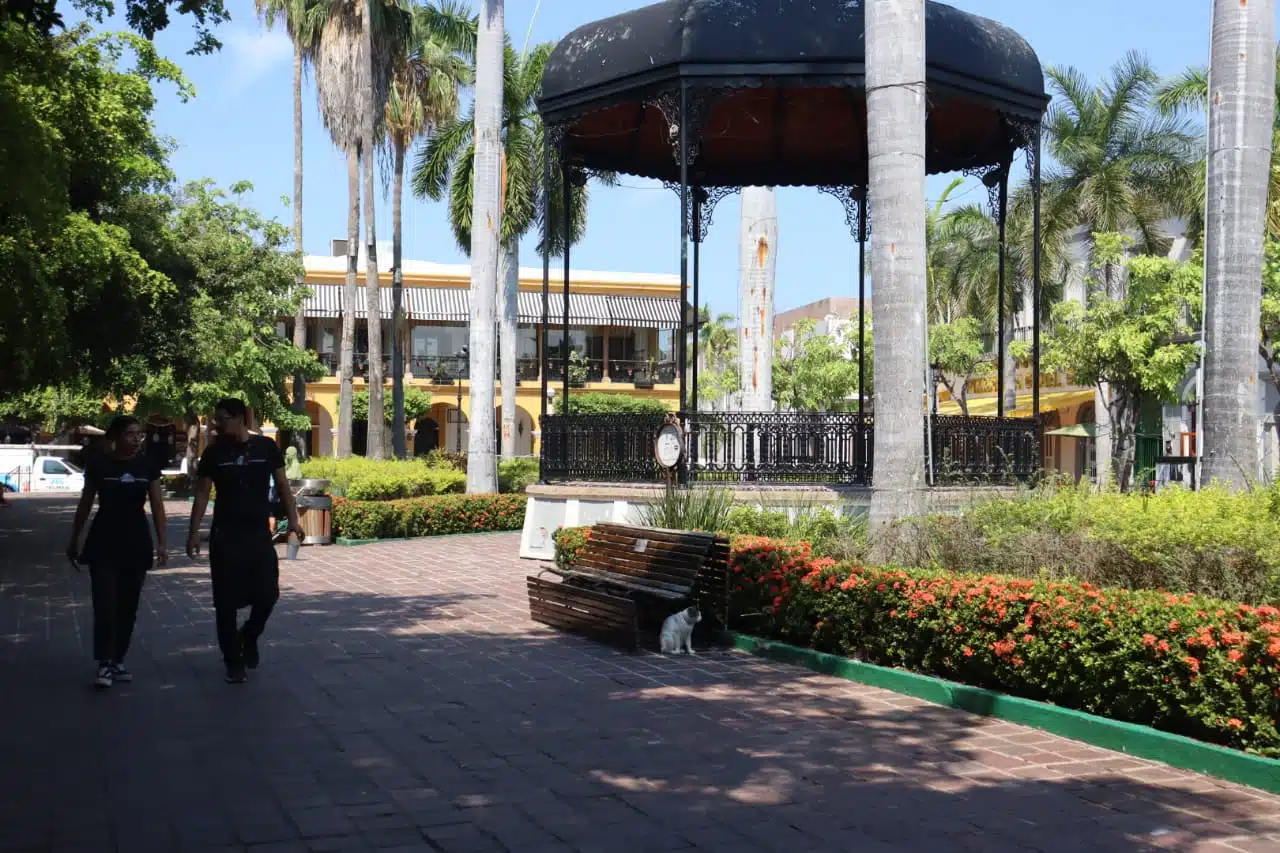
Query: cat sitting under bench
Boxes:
[{"xmin": 659, "ymin": 604, "xmax": 701, "ymax": 654}]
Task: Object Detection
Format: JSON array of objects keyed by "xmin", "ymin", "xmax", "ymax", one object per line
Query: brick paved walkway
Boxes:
[{"xmin": 1, "ymin": 495, "xmax": 1278, "ymax": 853}]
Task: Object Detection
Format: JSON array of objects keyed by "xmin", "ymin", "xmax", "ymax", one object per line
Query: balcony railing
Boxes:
[
  {"xmin": 606, "ymin": 359, "xmax": 678, "ymax": 385},
  {"xmin": 540, "ymin": 412, "xmax": 1042, "ymax": 488},
  {"xmin": 409, "ymin": 355, "xmax": 469, "ymax": 382},
  {"xmin": 315, "ymin": 354, "xmax": 664, "ymax": 387},
  {"xmin": 546, "ymin": 357, "xmax": 604, "ymax": 386}
]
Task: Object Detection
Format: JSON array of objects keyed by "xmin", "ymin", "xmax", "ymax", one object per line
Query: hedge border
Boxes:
[
  {"xmin": 730, "ymin": 632, "xmax": 1280, "ymax": 795},
  {"xmin": 335, "ymin": 530, "xmax": 519, "ymax": 547}
]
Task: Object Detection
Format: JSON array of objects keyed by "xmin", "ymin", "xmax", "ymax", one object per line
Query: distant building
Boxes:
[{"xmin": 773, "ymin": 296, "xmax": 863, "ymax": 344}]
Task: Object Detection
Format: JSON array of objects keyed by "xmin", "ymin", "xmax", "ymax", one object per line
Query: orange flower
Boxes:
[
  {"xmin": 1142, "ymin": 634, "xmax": 1157, "ymax": 647},
  {"xmin": 1227, "ymin": 649, "xmax": 1244, "ymax": 663},
  {"xmin": 962, "ymin": 647, "xmax": 974, "ymax": 657},
  {"xmin": 1182, "ymin": 656, "xmax": 1201, "ymax": 673},
  {"xmin": 1227, "ymin": 718, "xmax": 1244, "ymax": 730}
]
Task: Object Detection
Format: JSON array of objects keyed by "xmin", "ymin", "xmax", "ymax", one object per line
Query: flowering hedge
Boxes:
[
  {"xmin": 332, "ymin": 493, "xmax": 526, "ymax": 540},
  {"xmin": 729, "ymin": 536, "xmax": 1280, "ymax": 757},
  {"xmin": 552, "ymin": 526, "xmax": 590, "ymax": 570}
]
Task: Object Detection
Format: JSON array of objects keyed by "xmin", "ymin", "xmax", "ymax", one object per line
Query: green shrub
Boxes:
[
  {"xmin": 300, "ymin": 456, "xmax": 464, "ymax": 498},
  {"xmin": 424, "ymin": 449, "xmax": 467, "ymax": 471},
  {"xmin": 332, "ymin": 493, "xmax": 527, "ymax": 540},
  {"xmin": 898, "ymin": 483, "xmax": 1280, "ymax": 604},
  {"xmin": 728, "ymin": 536, "xmax": 1280, "ymax": 758},
  {"xmin": 554, "ymin": 392, "xmax": 669, "ymax": 415},
  {"xmin": 722, "ymin": 504, "xmax": 867, "ymax": 560},
  {"xmin": 637, "ymin": 485, "xmax": 734, "ymax": 532},
  {"xmin": 498, "ymin": 457, "xmax": 539, "ymax": 493},
  {"xmin": 552, "ymin": 526, "xmax": 589, "ymax": 570}
]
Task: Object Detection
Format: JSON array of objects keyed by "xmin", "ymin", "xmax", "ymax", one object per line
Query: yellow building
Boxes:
[{"xmin": 283, "ymin": 248, "xmax": 684, "ymax": 457}]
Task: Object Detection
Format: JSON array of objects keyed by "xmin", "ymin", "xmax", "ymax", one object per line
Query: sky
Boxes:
[{"xmin": 82, "ymin": 0, "xmax": 1262, "ymax": 317}]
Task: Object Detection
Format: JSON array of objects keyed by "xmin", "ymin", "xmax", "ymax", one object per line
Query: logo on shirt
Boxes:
[{"xmin": 120, "ymin": 473, "xmax": 135, "ymax": 484}]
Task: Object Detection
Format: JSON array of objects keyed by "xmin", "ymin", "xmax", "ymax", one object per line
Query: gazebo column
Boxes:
[
  {"xmin": 996, "ymin": 166, "xmax": 1009, "ymax": 418},
  {"xmin": 1031, "ymin": 128, "xmax": 1042, "ymax": 422},
  {"xmin": 858, "ymin": 196, "xmax": 869, "ymax": 414}
]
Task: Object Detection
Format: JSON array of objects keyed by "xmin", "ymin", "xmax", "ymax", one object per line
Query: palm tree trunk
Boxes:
[
  {"xmin": 290, "ymin": 42, "xmax": 308, "ymax": 458},
  {"xmin": 464, "ymin": 0, "xmax": 503, "ymax": 493},
  {"xmin": 499, "ymin": 241, "xmax": 518, "ymax": 460},
  {"xmin": 362, "ymin": 141, "xmax": 385, "ymax": 461},
  {"xmin": 867, "ymin": 0, "xmax": 928, "ymax": 544},
  {"xmin": 737, "ymin": 186, "xmax": 778, "ymax": 412},
  {"xmin": 392, "ymin": 142, "xmax": 407, "ymax": 458},
  {"xmin": 337, "ymin": 147, "xmax": 360, "ymax": 459},
  {"xmin": 1203, "ymin": 0, "xmax": 1276, "ymax": 488}
]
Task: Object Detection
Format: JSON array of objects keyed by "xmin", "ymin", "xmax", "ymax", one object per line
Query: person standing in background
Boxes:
[
  {"xmin": 67, "ymin": 415, "xmax": 168, "ymax": 689},
  {"xmin": 186, "ymin": 399, "xmax": 302, "ymax": 684}
]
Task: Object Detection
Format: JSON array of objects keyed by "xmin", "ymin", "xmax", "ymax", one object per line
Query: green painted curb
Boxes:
[
  {"xmin": 730, "ymin": 632, "xmax": 1280, "ymax": 794},
  {"xmin": 335, "ymin": 529, "xmax": 521, "ymax": 547}
]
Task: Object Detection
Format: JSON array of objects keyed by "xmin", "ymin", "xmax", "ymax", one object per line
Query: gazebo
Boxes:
[{"xmin": 534, "ymin": 0, "xmax": 1050, "ymax": 487}]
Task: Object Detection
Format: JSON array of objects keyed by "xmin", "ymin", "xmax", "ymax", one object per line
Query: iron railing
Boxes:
[
  {"xmin": 540, "ymin": 414, "xmax": 668, "ymax": 482},
  {"xmin": 930, "ymin": 415, "xmax": 1040, "ymax": 484},
  {"xmin": 546, "ymin": 358, "xmax": 604, "ymax": 385},
  {"xmin": 690, "ymin": 411, "xmax": 874, "ymax": 485},
  {"xmin": 540, "ymin": 412, "xmax": 1041, "ymax": 487},
  {"xmin": 607, "ymin": 359, "xmax": 679, "ymax": 385},
  {"xmin": 409, "ymin": 355, "xmax": 468, "ymax": 382}
]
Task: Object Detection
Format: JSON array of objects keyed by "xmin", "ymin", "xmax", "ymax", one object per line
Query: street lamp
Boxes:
[
  {"xmin": 455, "ymin": 379, "xmax": 463, "ymax": 453},
  {"xmin": 930, "ymin": 361, "xmax": 943, "ymax": 416}
]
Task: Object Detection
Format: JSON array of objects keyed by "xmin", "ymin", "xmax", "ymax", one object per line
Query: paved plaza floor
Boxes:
[{"xmin": 1, "ymin": 495, "xmax": 1278, "ymax": 853}]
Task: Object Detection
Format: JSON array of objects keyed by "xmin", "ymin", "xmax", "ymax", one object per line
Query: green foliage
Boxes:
[
  {"xmin": 929, "ymin": 317, "xmax": 992, "ymax": 414},
  {"xmin": 1259, "ymin": 240, "xmax": 1280, "ymax": 394},
  {"xmin": 1044, "ymin": 243, "xmax": 1202, "ymax": 488},
  {"xmin": 772, "ymin": 319, "xmax": 864, "ymax": 411},
  {"xmin": 353, "ymin": 386, "xmax": 433, "ymax": 424},
  {"xmin": 0, "ymin": 380, "xmax": 109, "ymax": 432},
  {"xmin": 497, "ymin": 457, "xmax": 538, "ymax": 493},
  {"xmin": 698, "ymin": 308, "xmax": 739, "ymax": 409},
  {"xmin": 300, "ymin": 456, "xmax": 463, "ymax": 498},
  {"xmin": 552, "ymin": 525, "xmax": 588, "ymax": 571},
  {"xmin": 722, "ymin": 504, "xmax": 867, "ymax": 561},
  {"xmin": 729, "ymin": 540, "xmax": 1280, "ymax": 757},
  {"xmin": 9, "ymin": 0, "xmax": 231, "ymax": 53},
  {"xmin": 897, "ymin": 483, "xmax": 1280, "ymax": 604},
  {"xmin": 424, "ymin": 448, "xmax": 467, "ymax": 470},
  {"xmin": 553, "ymin": 392, "xmax": 668, "ymax": 415},
  {"xmin": 567, "ymin": 351, "xmax": 589, "ymax": 386},
  {"xmin": 332, "ymin": 493, "xmax": 526, "ymax": 540},
  {"xmin": 636, "ymin": 485, "xmax": 735, "ymax": 533}
]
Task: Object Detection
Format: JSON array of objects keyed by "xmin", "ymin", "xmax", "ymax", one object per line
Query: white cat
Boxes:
[{"xmin": 659, "ymin": 605, "xmax": 701, "ymax": 655}]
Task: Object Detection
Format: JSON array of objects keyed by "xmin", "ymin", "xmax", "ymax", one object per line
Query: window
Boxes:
[
  {"xmin": 517, "ymin": 327, "xmax": 538, "ymax": 359},
  {"xmin": 412, "ymin": 324, "xmax": 468, "ymax": 358},
  {"xmin": 41, "ymin": 459, "xmax": 68, "ymax": 475}
]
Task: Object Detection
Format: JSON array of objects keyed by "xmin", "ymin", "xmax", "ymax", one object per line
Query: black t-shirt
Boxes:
[
  {"xmin": 145, "ymin": 423, "xmax": 176, "ymax": 470},
  {"xmin": 81, "ymin": 451, "xmax": 161, "ymax": 564},
  {"xmin": 197, "ymin": 435, "xmax": 284, "ymax": 528}
]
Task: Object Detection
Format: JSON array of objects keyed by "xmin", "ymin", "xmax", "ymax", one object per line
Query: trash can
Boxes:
[{"xmin": 292, "ymin": 479, "xmax": 332, "ymax": 545}]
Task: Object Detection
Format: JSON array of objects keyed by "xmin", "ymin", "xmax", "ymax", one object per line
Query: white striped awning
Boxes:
[
  {"xmin": 608, "ymin": 295, "xmax": 682, "ymax": 329},
  {"xmin": 301, "ymin": 285, "xmax": 395, "ymax": 319},
  {"xmin": 405, "ymin": 287, "xmax": 468, "ymax": 322},
  {"xmin": 516, "ymin": 291, "xmax": 612, "ymax": 325}
]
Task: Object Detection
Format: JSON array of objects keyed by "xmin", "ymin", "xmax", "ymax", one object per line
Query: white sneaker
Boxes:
[
  {"xmin": 93, "ymin": 664, "xmax": 113, "ymax": 689},
  {"xmin": 110, "ymin": 663, "xmax": 132, "ymax": 683}
]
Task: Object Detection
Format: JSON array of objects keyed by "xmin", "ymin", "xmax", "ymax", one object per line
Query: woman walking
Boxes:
[{"xmin": 68, "ymin": 416, "xmax": 168, "ymax": 688}]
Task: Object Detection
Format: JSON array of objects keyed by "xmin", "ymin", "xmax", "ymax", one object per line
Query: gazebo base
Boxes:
[{"xmin": 518, "ymin": 481, "xmax": 1017, "ymax": 561}]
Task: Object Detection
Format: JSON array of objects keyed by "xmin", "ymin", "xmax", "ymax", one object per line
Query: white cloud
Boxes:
[{"xmin": 221, "ymin": 27, "xmax": 293, "ymax": 94}]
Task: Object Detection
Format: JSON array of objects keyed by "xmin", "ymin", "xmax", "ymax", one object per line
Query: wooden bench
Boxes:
[{"xmin": 527, "ymin": 523, "xmax": 730, "ymax": 652}]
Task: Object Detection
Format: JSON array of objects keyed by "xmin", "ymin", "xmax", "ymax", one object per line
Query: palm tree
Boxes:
[
  {"xmin": 1044, "ymin": 52, "xmax": 1200, "ymax": 295},
  {"xmin": 382, "ymin": 0, "xmax": 474, "ymax": 457},
  {"xmin": 865, "ymin": 0, "xmax": 928, "ymax": 541},
  {"xmin": 1202, "ymin": 2, "xmax": 1277, "ymax": 488},
  {"xmin": 254, "ymin": 0, "xmax": 323, "ymax": 456},
  {"xmin": 1155, "ymin": 46, "xmax": 1280, "ymax": 242},
  {"xmin": 924, "ymin": 176, "xmax": 966, "ymax": 323},
  {"xmin": 737, "ymin": 186, "xmax": 777, "ymax": 411},
  {"xmin": 313, "ymin": 0, "xmax": 408, "ymax": 457},
  {"xmin": 412, "ymin": 39, "xmax": 607, "ymax": 464}
]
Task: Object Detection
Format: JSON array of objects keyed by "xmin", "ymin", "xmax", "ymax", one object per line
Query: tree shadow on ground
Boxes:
[{"xmin": 0, "ymin": 502, "xmax": 1274, "ymax": 852}]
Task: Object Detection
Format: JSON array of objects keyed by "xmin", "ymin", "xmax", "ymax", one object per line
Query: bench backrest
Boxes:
[{"xmin": 577, "ymin": 523, "xmax": 717, "ymax": 595}]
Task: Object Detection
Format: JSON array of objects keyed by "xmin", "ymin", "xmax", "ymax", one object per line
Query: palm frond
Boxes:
[
  {"xmin": 410, "ymin": 114, "xmax": 471, "ymax": 200},
  {"xmin": 1154, "ymin": 66, "xmax": 1208, "ymax": 117}
]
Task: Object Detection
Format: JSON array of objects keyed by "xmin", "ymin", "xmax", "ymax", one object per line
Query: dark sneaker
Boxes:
[
  {"xmin": 225, "ymin": 664, "xmax": 247, "ymax": 684},
  {"xmin": 93, "ymin": 664, "xmax": 113, "ymax": 689},
  {"xmin": 239, "ymin": 627, "xmax": 260, "ymax": 670},
  {"xmin": 110, "ymin": 663, "xmax": 133, "ymax": 683}
]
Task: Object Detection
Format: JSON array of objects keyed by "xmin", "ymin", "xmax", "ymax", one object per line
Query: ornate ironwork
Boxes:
[
  {"xmin": 930, "ymin": 415, "xmax": 1040, "ymax": 485},
  {"xmin": 688, "ymin": 412, "xmax": 874, "ymax": 486},
  {"xmin": 661, "ymin": 184, "xmax": 740, "ymax": 243},
  {"xmin": 816, "ymin": 186, "xmax": 870, "ymax": 239},
  {"xmin": 540, "ymin": 414, "xmax": 667, "ymax": 483},
  {"xmin": 961, "ymin": 165, "xmax": 1008, "ymax": 219},
  {"xmin": 647, "ymin": 88, "xmax": 715, "ymax": 165},
  {"xmin": 1007, "ymin": 115, "xmax": 1041, "ymax": 191}
]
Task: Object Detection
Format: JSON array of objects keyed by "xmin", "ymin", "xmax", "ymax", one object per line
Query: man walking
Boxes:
[{"xmin": 187, "ymin": 399, "xmax": 302, "ymax": 683}]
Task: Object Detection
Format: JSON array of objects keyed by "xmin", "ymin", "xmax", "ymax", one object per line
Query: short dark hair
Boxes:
[
  {"xmin": 104, "ymin": 415, "xmax": 140, "ymax": 443},
  {"xmin": 214, "ymin": 398, "xmax": 248, "ymax": 419}
]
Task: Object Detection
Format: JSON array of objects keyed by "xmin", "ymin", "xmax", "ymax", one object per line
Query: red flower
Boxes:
[
  {"xmin": 1227, "ymin": 718, "xmax": 1244, "ymax": 730},
  {"xmin": 1142, "ymin": 634, "xmax": 1157, "ymax": 647},
  {"xmin": 1227, "ymin": 649, "xmax": 1244, "ymax": 663},
  {"xmin": 962, "ymin": 647, "xmax": 974, "ymax": 657},
  {"xmin": 1182, "ymin": 656, "xmax": 1201, "ymax": 673}
]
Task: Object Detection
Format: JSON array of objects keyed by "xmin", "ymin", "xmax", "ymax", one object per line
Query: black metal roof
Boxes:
[{"xmin": 538, "ymin": 0, "xmax": 1049, "ymax": 185}]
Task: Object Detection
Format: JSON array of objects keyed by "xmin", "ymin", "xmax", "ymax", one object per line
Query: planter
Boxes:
[{"xmin": 633, "ymin": 374, "xmax": 655, "ymax": 389}]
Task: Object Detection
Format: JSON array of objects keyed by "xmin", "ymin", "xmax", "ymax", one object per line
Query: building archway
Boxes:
[
  {"xmin": 306, "ymin": 401, "xmax": 333, "ymax": 457},
  {"xmin": 429, "ymin": 402, "xmax": 468, "ymax": 453},
  {"xmin": 413, "ymin": 417, "xmax": 440, "ymax": 456},
  {"xmin": 496, "ymin": 406, "xmax": 536, "ymax": 457}
]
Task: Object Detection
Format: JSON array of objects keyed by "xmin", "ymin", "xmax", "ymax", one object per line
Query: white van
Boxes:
[{"xmin": 0, "ymin": 445, "xmax": 86, "ymax": 493}]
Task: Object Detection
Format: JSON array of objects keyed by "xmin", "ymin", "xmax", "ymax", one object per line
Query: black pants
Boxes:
[
  {"xmin": 209, "ymin": 525, "xmax": 280, "ymax": 666},
  {"xmin": 89, "ymin": 562, "xmax": 147, "ymax": 664}
]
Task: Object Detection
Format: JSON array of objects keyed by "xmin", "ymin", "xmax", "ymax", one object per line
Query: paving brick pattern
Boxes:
[{"xmin": 1, "ymin": 495, "xmax": 1278, "ymax": 853}]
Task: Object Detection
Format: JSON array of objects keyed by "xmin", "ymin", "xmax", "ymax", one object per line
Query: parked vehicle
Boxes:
[{"xmin": 0, "ymin": 445, "xmax": 86, "ymax": 493}]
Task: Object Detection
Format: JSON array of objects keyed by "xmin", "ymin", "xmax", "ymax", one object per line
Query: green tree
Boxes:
[
  {"xmin": 697, "ymin": 308, "xmax": 739, "ymax": 411},
  {"xmin": 1044, "ymin": 241, "xmax": 1202, "ymax": 490},
  {"xmin": 137, "ymin": 181, "xmax": 324, "ymax": 433},
  {"xmin": 1044, "ymin": 52, "xmax": 1200, "ymax": 291},
  {"xmin": 772, "ymin": 319, "xmax": 861, "ymax": 412},
  {"xmin": 0, "ymin": 24, "xmax": 192, "ymax": 395},
  {"xmin": 1258, "ymin": 240, "xmax": 1280, "ymax": 402},
  {"xmin": 6, "ymin": 0, "xmax": 230, "ymax": 54},
  {"xmin": 929, "ymin": 317, "xmax": 991, "ymax": 417}
]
